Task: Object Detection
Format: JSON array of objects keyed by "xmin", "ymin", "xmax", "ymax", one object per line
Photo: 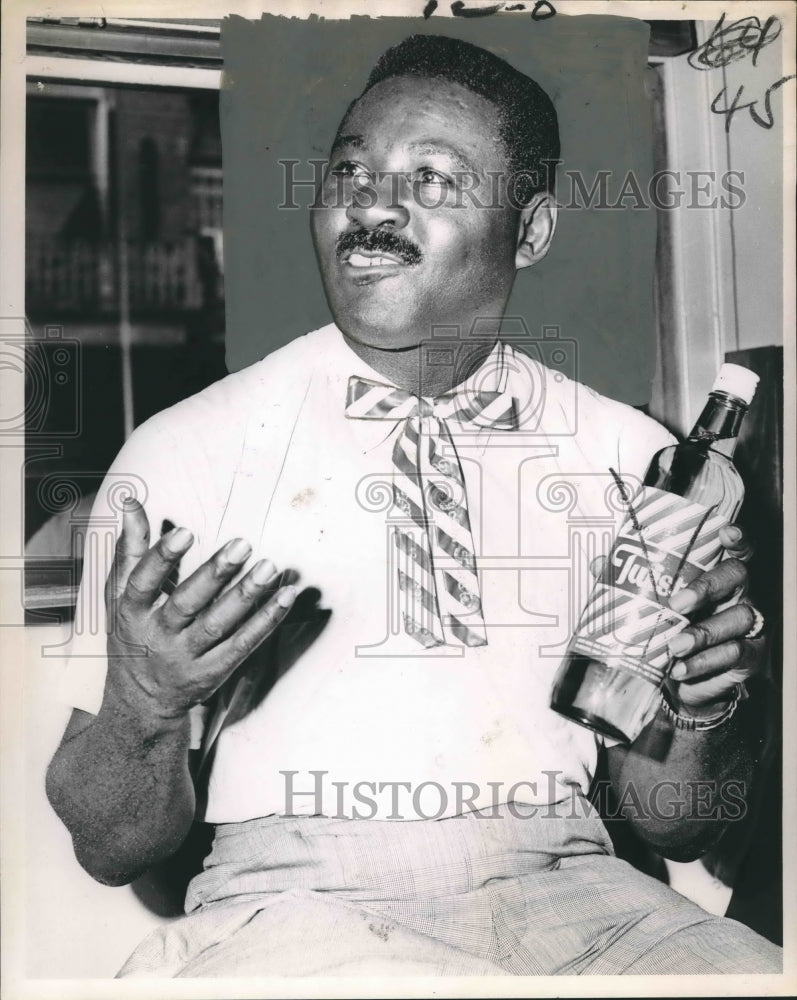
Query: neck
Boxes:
[
  {"xmin": 343, "ymin": 335, "xmax": 498, "ymax": 398},
  {"xmin": 687, "ymin": 392, "xmax": 746, "ymax": 459}
]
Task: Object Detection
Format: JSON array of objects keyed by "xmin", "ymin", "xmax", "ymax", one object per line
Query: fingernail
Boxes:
[
  {"xmin": 251, "ymin": 559, "xmax": 276, "ymax": 584},
  {"xmin": 277, "ymin": 584, "xmax": 297, "ymax": 608},
  {"xmin": 724, "ymin": 525, "xmax": 742, "ymax": 543},
  {"xmin": 670, "ymin": 661, "xmax": 687, "ymax": 680},
  {"xmin": 669, "ymin": 589, "xmax": 697, "ymax": 614},
  {"xmin": 122, "ymin": 495, "xmax": 138, "ymax": 509},
  {"xmin": 166, "ymin": 527, "xmax": 193, "ymax": 552},
  {"xmin": 668, "ymin": 632, "xmax": 695, "ymax": 657},
  {"xmin": 224, "ymin": 538, "xmax": 251, "ymax": 563}
]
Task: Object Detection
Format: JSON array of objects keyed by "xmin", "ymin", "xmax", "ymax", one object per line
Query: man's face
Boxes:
[{"xmin": 311, "ymin": 75, "xmax": 524, "ymax": 351}]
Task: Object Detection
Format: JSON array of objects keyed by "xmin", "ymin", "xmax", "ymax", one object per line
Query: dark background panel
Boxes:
[{"xmin": 220, "ymin": 13, "xmax": 658, "ymax": 406}]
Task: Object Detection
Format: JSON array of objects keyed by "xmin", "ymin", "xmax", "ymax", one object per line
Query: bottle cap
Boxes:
[{"xmin": 711, "ymin": 364, "xmax": 759, "ymax": 405}]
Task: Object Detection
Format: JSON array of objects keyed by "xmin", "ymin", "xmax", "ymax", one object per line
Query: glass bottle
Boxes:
[{"xmin": 549, "ymin": 364, "xmax": 758, "ymax": 743}]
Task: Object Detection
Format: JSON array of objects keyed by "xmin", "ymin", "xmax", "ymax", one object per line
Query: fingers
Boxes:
[
  {"xmin": 715, "ymin": 525, "xmax": 751, "ymax": 609},
  {"xmin": 668, "ymin": 612, "xmax": 764, "ymax": 686},
  {"xmin": 119, "ymin": 498, "xmax": 151, "ymax": 557},
  {"xmin": 666, "ymin": 668, "xmax": 748, "ymax": 715},
  {"xmin": 184, "ymin": 558, "xmax": 278, "ymax": 645},
  {"xmin": 719, "ymin": 524, "xmax": 754, "ymax": 562},
  {"xmin": 668, "ymin": 557, "xmax": 748, "ymax": 616},
  {"xmin": 198, "ymin": 583, "xmax": 297, "ymax": 676},
  {"xmin": 106, "ymin": 499, "xmax": 151, "ymax": 602},
  {"xmin": 665, "ymin": 633, "xmax": 756, "ymax": 716},
  {"xmin": 670, "ymin": 638, "xmax": 749, "ymax": 682},
  {"xmin": 668, "ymin": 603, "xmax": 757, "ymax": 662},
  {"xmin": 159, "ymin": 538, "xmax": 254, "ymax": 630},
  {"xmin": 664, "ymin": 593, "xmax": 766, "ymax": 714},
  {"xmin": 123, "ymin": 526, "xmax": 194, "ymax": 606}
]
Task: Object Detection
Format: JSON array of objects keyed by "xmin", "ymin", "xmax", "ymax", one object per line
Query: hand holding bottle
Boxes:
[
  {"xmin": 550, "ymin": 364, "xmax": 763, "ymax": 742},
  {"xmin": 579, "ymin": 523, "xmax": 765, "ymax": 724},
  {"xmin": 665, "ymin": 523, "xmax": 765, "ymax": 717}
]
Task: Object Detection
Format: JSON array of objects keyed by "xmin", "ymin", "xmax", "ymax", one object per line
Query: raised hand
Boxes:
[{"xmin": 104, "ymin": 498, "xmax": 296, "ymax": 719}]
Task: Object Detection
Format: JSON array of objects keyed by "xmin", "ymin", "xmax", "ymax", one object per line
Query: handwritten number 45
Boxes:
[{"xmin": 711, "ymin": 75, "xmax": 796, "ymax": 134}]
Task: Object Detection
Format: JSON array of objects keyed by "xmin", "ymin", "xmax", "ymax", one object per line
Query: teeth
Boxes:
[{"xmin": 348, "ymin": 253, "xmax": 394, "ymax": 268}]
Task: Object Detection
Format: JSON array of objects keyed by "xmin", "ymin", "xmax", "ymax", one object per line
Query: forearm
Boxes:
[
  {"xmin": 45, "ymin": 495, "xmax": 296, "ymax": 885},
  {"xmin": 606, "ymin": 696, "xmax": 756, "ymax": 861},
  {"xmin": 46, "ymin": 688, "xmax": 195, "ymax": 886}
]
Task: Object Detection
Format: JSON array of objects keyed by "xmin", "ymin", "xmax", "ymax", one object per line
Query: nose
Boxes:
[{"xmin": 345, "ymin": 171, "xmax": 410, "ymax": 230}]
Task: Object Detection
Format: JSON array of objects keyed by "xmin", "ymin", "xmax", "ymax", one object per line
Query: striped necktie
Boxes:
[{"xmin": 345, "ymin": 365, "xmax": 518, "ymax": 649}]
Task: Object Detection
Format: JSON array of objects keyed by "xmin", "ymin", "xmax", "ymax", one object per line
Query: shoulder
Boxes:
[
  {"xmin": 578, "ymin": 379, "xmax": 672, "ymax": 438},
  {"xmin": 575, "ymin": 380, "xmax": 676, "ymax": 476},
  {"xmin": 506, "ymin": 343, "xmax": 673, "ymax": 453},
  {"xmin": 130, "ymin": 325, "xmax": 336, "ymax": 445},
  {"xmin": 509, "ymin": 338, "xmax": 675, "ymax": 475}
]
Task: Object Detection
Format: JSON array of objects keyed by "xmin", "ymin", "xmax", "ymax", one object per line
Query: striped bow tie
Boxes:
[{"xmin": 345, "ymin": 374, "xmax": 518, "ymax": 649}]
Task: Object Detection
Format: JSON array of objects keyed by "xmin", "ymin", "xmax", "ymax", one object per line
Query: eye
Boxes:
[
  {"xmin": 416, "ymin": 167, "xmax": 451, "ymax": 187},
  {"xmin": 329, "ymin": 160, "xmax": 370, "ymax": 181}
]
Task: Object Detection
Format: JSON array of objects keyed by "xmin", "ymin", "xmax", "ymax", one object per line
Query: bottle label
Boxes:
[{"xmin": 568, "ymin": 486, "xmax": 728, "ymax": 686}]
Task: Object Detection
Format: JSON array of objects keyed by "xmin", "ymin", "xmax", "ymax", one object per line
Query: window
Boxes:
[{"xmin": 23, "ymin": 20, "xmax": 225, "ymax": 616}]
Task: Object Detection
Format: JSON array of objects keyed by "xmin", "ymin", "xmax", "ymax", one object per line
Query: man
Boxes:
[{"xmin": 46, "ymin": 34, "xmax": 781, "ymax": 976}]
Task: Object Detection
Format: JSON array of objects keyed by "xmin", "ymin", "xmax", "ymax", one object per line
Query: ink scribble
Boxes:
[
  {"xmin": 688, "ymin": 12, "xmax": 782, "ymax": 70},
  {"xmin": 530, "ymin": 0, "xmax": 555, "ymax": 20},
  {"xmin": 710, "ymin": 75, "xmax": 796, "ymax": 134},
  {"xmin": 429, "ymin": 0, "xmax": 555, "ymax": 18},
  {"xmin": 687, "ymin": 12, "xmax": 792, "ymax": 134},
  {"xmin": 450, "ymin": 1, "xmax": 507, "ymax": 17}
]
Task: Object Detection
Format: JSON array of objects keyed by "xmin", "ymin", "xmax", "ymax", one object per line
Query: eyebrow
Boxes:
[
  {"xmin": 330, "ymin": 133, "xmax": 365, "ymax": 156},
  {"xmin": 329, "ymin": 134, "xmax": 477, "ymax": 174},
  {"xmin": 407, "ymin": 141, "xmax": 477, "ymax": 174}
]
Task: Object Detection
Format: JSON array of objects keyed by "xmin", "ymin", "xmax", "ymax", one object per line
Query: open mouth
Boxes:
[
  {"xmin": 335, "ymin": 230, "xmax": 422, "ymax": 275},
  {"xmin": 339, "ymin": 249, "xmax": 409, "ymax": 284},
  {"xmin": 342, "ymin": 250, "xmax": 404, "ymax": 269},
  {"xmin": 334, "ymin": 233, "xmax": 422, "ymax": 285}
]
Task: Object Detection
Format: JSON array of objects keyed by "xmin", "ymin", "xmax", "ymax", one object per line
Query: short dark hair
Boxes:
[{"xmin": 360, "ymin": 34, "xmax": 560, "ymax": 204}]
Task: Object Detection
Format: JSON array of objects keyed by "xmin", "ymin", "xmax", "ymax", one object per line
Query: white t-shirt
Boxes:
[{"xmin": 62, "ymin": 324, "xmax": 675, "ymax": 823}]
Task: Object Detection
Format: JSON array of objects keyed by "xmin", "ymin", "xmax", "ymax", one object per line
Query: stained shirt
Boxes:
[{"xmin": 61, "ymin": 324, "xmax": 675, "ymax": 822}]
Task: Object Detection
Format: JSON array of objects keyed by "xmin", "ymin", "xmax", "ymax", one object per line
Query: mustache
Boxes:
[{"xmin": 335, "ymin": 228, "xmax": 423, "ymax": 266}]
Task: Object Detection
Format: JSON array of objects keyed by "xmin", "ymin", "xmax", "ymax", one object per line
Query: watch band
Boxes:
[{"xmin": 659, "ymin": 685, "xmax": 743, "ymax": 732}]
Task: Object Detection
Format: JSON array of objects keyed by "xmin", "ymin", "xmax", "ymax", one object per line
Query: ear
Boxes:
[{"xmin": 515, "ymin": 192, "xmax": 557, "ymax": 270}]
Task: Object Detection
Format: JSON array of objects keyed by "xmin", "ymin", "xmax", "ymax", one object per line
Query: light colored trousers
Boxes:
[{"xmin": 118, "ymin": 803, "xmax": 782, "ymax": 977}]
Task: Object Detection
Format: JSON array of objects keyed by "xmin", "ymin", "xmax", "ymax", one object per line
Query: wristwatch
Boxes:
[{"xmin": 659, "ymin": 685, "xmax": 744, "ymax": 731}]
